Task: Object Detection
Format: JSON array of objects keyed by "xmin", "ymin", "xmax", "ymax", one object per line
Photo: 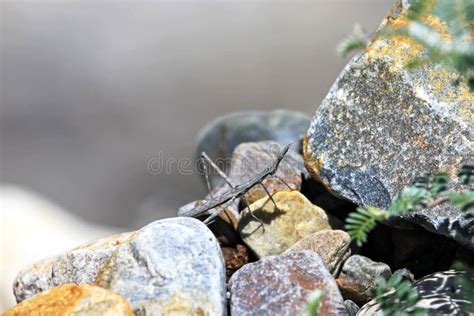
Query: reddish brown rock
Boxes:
[
  {"xmin": 228, "ymin": 251, "xmax": 345, "ymax": 315},
  {"xmin": 336, "ymin": 275, "xmax": 373, "ymax": 306},
  {"xmin": 222, "ymin": 244, "xmax": 250, "ymax": 281},
  {"xmin": 4, "ymin": 284, "xmax": 133, "ymax": 316}
]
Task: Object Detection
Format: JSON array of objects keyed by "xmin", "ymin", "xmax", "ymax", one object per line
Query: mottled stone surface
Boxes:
[
  {"xmin": 239, "ymin": 191, "xmax": 331, "ymax": 258},
  {"xmin": 304, "ymin": 0, "xmax": 474, "ymax": 249},
  {"xmin": 285, "ymin": 229, "xmax": 351, "ymax": 275},
  {"xmin": 341, "ymin": 255, "xmax": 392, "ymax": 285},
  {"xmin": 358, "ymin": 270, "xmax": 473, "ymax": 315},
  {"xmin": 13, "ymin": 232, "xmax": 133, "ymax": 303},
  {"xmin": 4, "ymin": 284, "xmax": 133, "ymax": 316},
  {"xmin": 228, "ymin": 251, "xmax": 346, "ymax": 315},
  {"xmin": 196, "ymin": 110, "xmax": 311, "ymax": 187},
  {"xmin": 96, "ymin": 217, "xmax": 226, "ymax": 315}
]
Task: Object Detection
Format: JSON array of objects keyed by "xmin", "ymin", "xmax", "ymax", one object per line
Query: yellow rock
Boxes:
[
  {"xmin": 238, "ymin": 191, "xmax": 331, "ymax": 258},
  {"xmin": 3, "ymin": 284, "xmax": 133, "ymax": 316}
]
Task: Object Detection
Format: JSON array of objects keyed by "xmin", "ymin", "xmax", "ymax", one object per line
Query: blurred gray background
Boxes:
[{"xmin": 1, "ymin": 0, "xmax": 392, "ymax": 229}]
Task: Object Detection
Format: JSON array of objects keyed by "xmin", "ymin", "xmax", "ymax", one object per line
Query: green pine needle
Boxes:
[
  {"xmin": 344, "ymin": 206, "xmax": 386, "ymax": 247},
  {"xmin": 304, "ymin": 290, "xmax": 325, "ymax": 316},
  {"xmin": 337, "ymin": 24, "xmax": 368, "ymax": 58}
]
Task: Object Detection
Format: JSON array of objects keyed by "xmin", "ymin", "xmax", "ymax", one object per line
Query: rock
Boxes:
[
  {"xmin": 4, "ymin": 284, "xmax": 133, "ymax": 316},
  {"xmin": 13, "ymin": 231, "xmax": 133, "ymax": 303},
  {"xmin": 358, "ymin": 270, "xmax": 473, "ymax": 315},
  {"xmin": 196, "ymin": 110, "xmax": 311, "ymax": 187},
  {"xmin": 1, "ymin": 185, "xmax": 117, "ymax": 310},
  {"xmin": 304, "ymin": 0, "xmax": 474, "ymax": 249},
  {"xmin": 239, "ymin": 191, "xmax": 331, "ymax": 258},
  {"xmin": 285, "ymin": 229, "xmax": 351, "ymax": 275},
  {"xmin": 341, "ymin": 255, "xmax": 392, "ymax": 285},
  {"xmin": 344, "ymin": 300, "xmax": 359, "ymax": 316},
  {"xmin": 228, "ymin": 251, "xmax": 346, "ymax": 315},
  {"xmin": 222, "ymin": 244, "xmax": 250, "ymax": 281},
  {"xmin": 336, "ymin": 275, "xmax": 373, "ymax": 306},
  {"xmin": 96, "ymin": 217, "xmax": 226, "ymax": 315}
]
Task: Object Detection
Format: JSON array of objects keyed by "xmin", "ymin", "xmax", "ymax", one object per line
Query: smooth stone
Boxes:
[
  {"xmin": 285, "ymin": 229, "xmax": 351, "ymax": 275},
  {"xmin": 4, "ymin": 284, "xmax": 133, "ymax": 316},
  {"xmin": 341, "ymin": 255, "xmax": 392, "ymax": 286},
  {"xmin": 304, "ymin": 0, "xmax": 474, "ymax": 249},
  {"xmin": 95, "ymin": 217, "xmax": 226, "ymax": 315},
  {"xmin": 358, "ymin": 270, "xmax": 473, "ymax": 315},
  {"xmin": 13, "ymin": 231, "xmax": 133, "ymax": 303},
  {"xmin": 239, "ymin": 191, "xmax": 331, "ymax": 258},
  {"xmin": 228, "ymin": 251, "xmax": 346, "ymax": 315},
  {"xmin": 196, "ymin": 110, "xmax": 311, "ymax": 187}
]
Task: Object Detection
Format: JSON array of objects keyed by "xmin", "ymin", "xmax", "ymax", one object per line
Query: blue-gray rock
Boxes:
[
  {"xmin": 197, "ymin": 110, "xmax": 311, "ymax": 187},
  {"xmin": 357, "ymin": 270, "xmax": 473, "ymax": 315},
  {"xmin": 228, "ymin": 251, "xmax": 346, "ymax": 315},
  {"xmin": 96, "ymin": 217, "xmax": 226, "ymax": 315},
  {"xmin": 304, "ymin": 0, "xmax": 474, "ymax": 250}
]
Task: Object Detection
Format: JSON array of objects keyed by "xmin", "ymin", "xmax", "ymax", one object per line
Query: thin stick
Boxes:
[
  {"xmin": 274, "ymin": 174, "xmax": 294, "ymax": 191},
  {"xmin": 259, "ymin": 182, "xmax": 279, "ymax": 210},
  {"xmin": 201, "ymin": 152, "xmax": 234, "ymax": 189}
]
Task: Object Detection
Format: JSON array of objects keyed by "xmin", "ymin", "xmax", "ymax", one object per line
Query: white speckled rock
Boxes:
[
  {"xmin": 96, "ymin": 217, "xmax": 226, "ymax": 315},
  {"xmin": 13, "ymin": 231, "xmax": 133, "ymax": 303}
]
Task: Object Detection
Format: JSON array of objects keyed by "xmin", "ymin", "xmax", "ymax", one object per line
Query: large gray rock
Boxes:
[
  {"xmin": 13, "ymin": 232, "xmax": 133, "ymax": 303},
  {"xmin": 197, "ymin": 110, "xmax": 311, "ymax": 187},
  {"xmin": 96, "ymin": 217, "xmax": 226, "ymax": 315},
  {"xmin": 228, "ymin": 251, "xmax": 346, "ymax": 315},
  {"xmin": 304, "ymin": 0, "xmax": 474, "ymax": 249}
]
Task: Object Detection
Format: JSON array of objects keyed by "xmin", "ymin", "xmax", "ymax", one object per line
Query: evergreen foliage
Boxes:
[
  {"xmin": 303, "ymin": 290, "xmax": 324, "ymax": 316},
  {"xmin": 373, "ymin": 274, "xmax": 426, "ymax": 316}
]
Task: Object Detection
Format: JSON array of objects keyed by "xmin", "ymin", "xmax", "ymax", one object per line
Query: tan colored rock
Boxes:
[
  {"xmin": 238, "ymin": 191, "xmax": 331, "ymax": 258},
  {"xmin": 13, "ymin": 231, "xmax": 133, "ymax": 303},
  {"xmin": 3, "ymin": 284, "xmax": 133, "ymax": 316},
  {"xmin": 285, "ymin": 229, "xmax": 351, "ymax": 275}
]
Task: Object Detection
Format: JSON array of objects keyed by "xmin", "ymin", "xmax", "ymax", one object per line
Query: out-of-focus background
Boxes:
[
  {"xmin": 0, "ymin": 0, "xmax": 392, "ymax": 309},
  {"xmin": 1, "ymin": 0, "xmax": 392, "ymax": 227}
]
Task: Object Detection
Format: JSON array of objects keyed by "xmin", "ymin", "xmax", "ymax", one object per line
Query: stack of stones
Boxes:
[{"xmin": 4, "ymin": 0, "xmax": 473, "ymax": 315}]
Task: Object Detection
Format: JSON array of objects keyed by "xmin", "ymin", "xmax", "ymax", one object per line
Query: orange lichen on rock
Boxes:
[{"xmin": 3, "ymin": 284, "xmax": 133, "ymax": 316}]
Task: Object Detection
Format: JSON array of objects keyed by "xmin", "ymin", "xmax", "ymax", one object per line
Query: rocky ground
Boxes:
[{"xmin": 3, "ymin": 1, "xmax": 473, "ymax": 315}]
